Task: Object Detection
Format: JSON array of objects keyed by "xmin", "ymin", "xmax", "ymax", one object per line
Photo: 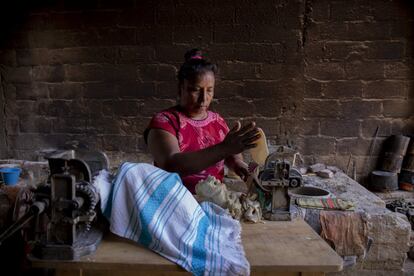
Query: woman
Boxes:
[{"xmin": 144, "ymin": 49, "xmax": 260, "ymax": 194}]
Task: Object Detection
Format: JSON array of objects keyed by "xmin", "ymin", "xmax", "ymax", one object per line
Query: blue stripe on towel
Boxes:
[
  {"xmin": 123, "ymin": 168, "xmax": 162, "ymax": 237},
  {"xmin": 176, "ymin": 205, "xmax": 202, "ymax": 268},
  {"xmin": 178, "ymin": 208, "xmax": 205, "ymax": 270},
  {"xmin": 138, "ymin": 173, "xmax": 179, "ymax": 247},
  {"xmin": 206, "ymin": 204, "xmax": 216, "ymax": 276},
  {"xmin": 152, "ymin": 180, "xmax": 187, "ymax": 251},
  {"xmin": 113, "ymin": 162, "xmax": 138, "ymax": 200},
  {"xmin": 213, "ymin": 208, "xmax": 219, "ymax": 273},
  {"xmin": 218, "ymin": 214, "xmax": 222, "ymax": 271},
  {"xmin": 191, "ymin": 215, "xmax": 210, "ymax": 276},
  {"xmin": 128, "ymin": 171, "xmax": 168, "ymax": 240},
  {"xmin": 125, "ymin": 169, "xmax": 166, "ymax": 239},
  {"xmin": 209, "ymin": 204, "xmax": 221, "ymax": 275},
  {"xmin": 150, "ymin": 180, "xmax": 183, "ymax": 249},
  {"xmin": 103, "ymin": 162, "xmax": 137, "ymax": 219},
  {"xmin": 183, "ymin": 211, "xmax": 205, "ymax": 268}
]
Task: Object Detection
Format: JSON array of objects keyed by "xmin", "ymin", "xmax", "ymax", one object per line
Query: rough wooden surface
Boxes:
[
  {"xmin": 244, "ymin": 219, "xmax": 343, "ymax": 273},
  {"xmin": 31, "ymin": 218, "xmax": 343, "ymax": 274}
]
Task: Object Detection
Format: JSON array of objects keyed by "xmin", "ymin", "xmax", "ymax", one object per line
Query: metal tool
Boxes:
[
  {"xmin": 251, "ymin": 146, "xmax": 303, "ymax": 221},
  {"xmin": 0, "ymin": 150, "xmax": 109, "ymax": 260}
]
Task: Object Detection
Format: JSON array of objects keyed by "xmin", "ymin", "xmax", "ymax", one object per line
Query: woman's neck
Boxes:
[
  {"xmin": 189, "ymin": 111, "xmax": 208, "ymax": 120},
  {"xmin": 176, "ymin": 105, "xmax": 208, "ymax": 120}
]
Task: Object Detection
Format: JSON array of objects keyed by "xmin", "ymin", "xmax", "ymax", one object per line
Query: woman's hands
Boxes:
[
  {"xmin": 221, "ymin": 121, "xmax": 261, "ymax": 156},
  {"xmin": 230, "ymin": 158, "xmax": 250, "ymax": 181},
  {"xmin": 223, "ymin": 121, "xmax": 260, "ymax": 181}
]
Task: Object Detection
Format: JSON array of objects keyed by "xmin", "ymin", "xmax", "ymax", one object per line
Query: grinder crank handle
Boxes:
[{"xmin": 0, "ymin": 200, "xmax": 48, "ymax": 246}]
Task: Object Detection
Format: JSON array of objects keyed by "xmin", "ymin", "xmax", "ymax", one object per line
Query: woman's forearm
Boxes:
[
  {"xmin": 163, "ymin": 142, "xmax": 230, "ymax": 176},
  {"xmin": 148, "ymin": 123, "xmax": 260, "ymax": 177}
]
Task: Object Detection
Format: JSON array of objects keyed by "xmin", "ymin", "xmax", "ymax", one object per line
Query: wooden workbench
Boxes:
[{"xmin": 31, "ymin": 218, "xmax": 343, "ymax": 276}]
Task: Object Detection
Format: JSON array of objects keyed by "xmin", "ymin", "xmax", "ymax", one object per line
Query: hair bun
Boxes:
[
  {"xmin": 184, "ymin": 48, "xmax": 203, "ymax": 62},
  {"xmin": 178, "ymin": 48, "xmax": 217, "ymax": 82}
]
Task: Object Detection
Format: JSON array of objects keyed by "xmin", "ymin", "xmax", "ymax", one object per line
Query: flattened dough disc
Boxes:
[{"xmin": 249, "ymin": 128, "xmax": 269, "ymax": 166}]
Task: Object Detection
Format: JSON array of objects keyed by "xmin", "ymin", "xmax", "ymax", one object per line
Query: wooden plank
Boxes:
[
  {"xmin": 244, "ymin": 219, "xmax": 342, "ymax": 272},
  {"xmin": 31, "ymin": 218, "xmax": 342, "ymax": 273},
  {"xmin": 55, "ymin": 269, "xmax": 82, "ymax": 276},
  {"xmin": 58, "ymin": 270, "xmax": 316, "ymax": 276},
  {"xmin": 31, "ymin": 234, "xmax": 186, "ymax": 271},
  {"xmin": 61, "ymin": 270, "xmax": 312, "ymax": 276},
  {"xmin": 64, "ymin": 270, "xmax": 317, "ymax": 276},
  {"xmin": 250, "ymin": 273, "xmax": 300, "ymax": 276},
  {"xmin": 83, "ymin": 271, "xmax": 189, "ymax": 276}
]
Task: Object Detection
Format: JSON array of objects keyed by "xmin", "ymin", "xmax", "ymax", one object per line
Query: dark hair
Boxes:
[{"xmin": 177, "ymin": 49, "xmax": 218, "ymax": 84}]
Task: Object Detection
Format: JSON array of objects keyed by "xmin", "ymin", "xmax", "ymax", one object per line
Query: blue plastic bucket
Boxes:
[{"xmin": 0, "ymin": 167, "xmax": 21, "ymax": 186}]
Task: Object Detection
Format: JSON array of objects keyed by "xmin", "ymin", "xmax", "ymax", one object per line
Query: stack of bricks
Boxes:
[{"xmin": 0, "ymin": 0, "xmax": 412, "ymax": 182}]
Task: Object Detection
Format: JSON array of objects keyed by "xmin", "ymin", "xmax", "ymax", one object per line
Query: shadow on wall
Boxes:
[
  {"xmin": 0, "ymin": 2, "xmax": 48, "ymax": 46},
  {"xmin": 0, "ymin": 2, "xmax": 51, "ymax": 159}
]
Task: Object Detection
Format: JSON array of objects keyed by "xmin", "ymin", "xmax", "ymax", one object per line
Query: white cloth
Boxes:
[{"xmin": 93, "ymin": 162, "xmax": 250, "ymax": 276}]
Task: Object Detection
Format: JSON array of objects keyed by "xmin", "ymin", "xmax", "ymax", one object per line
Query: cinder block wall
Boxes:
[{"xmin": 0, "ymin": 0, "xmax": 413, "ymax": 181}]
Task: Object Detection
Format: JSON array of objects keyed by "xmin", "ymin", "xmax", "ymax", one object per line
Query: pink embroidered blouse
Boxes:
[{"xmin": 145, "ymin": 106, "xmax": 229, "ymax": 193}]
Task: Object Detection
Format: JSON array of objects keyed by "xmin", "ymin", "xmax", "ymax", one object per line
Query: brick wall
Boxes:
[
  {"xmin": 0, "ymin": 0, "xmax": 412, "ymax": 182},
  {"xmin": 303, "ymin": 0, "xmax": 414, "ymax": 182}
]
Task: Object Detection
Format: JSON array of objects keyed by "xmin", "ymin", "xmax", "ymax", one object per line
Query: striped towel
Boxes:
[{"xmin": 93, "ymin": 162, "xmax": 250, "ymax": 276}]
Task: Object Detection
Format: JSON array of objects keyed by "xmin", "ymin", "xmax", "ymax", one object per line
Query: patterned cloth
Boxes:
[
  {"xmin": 295, "ymin": 197, "xmax": 355, "ymax": 211},
  {"xmin": 94, "ymin": 162, "xmax": 250, "ymax": 276},
  {"xmin": 145, "ymin": 106, "xmax": 230, "ymax": 193}
]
